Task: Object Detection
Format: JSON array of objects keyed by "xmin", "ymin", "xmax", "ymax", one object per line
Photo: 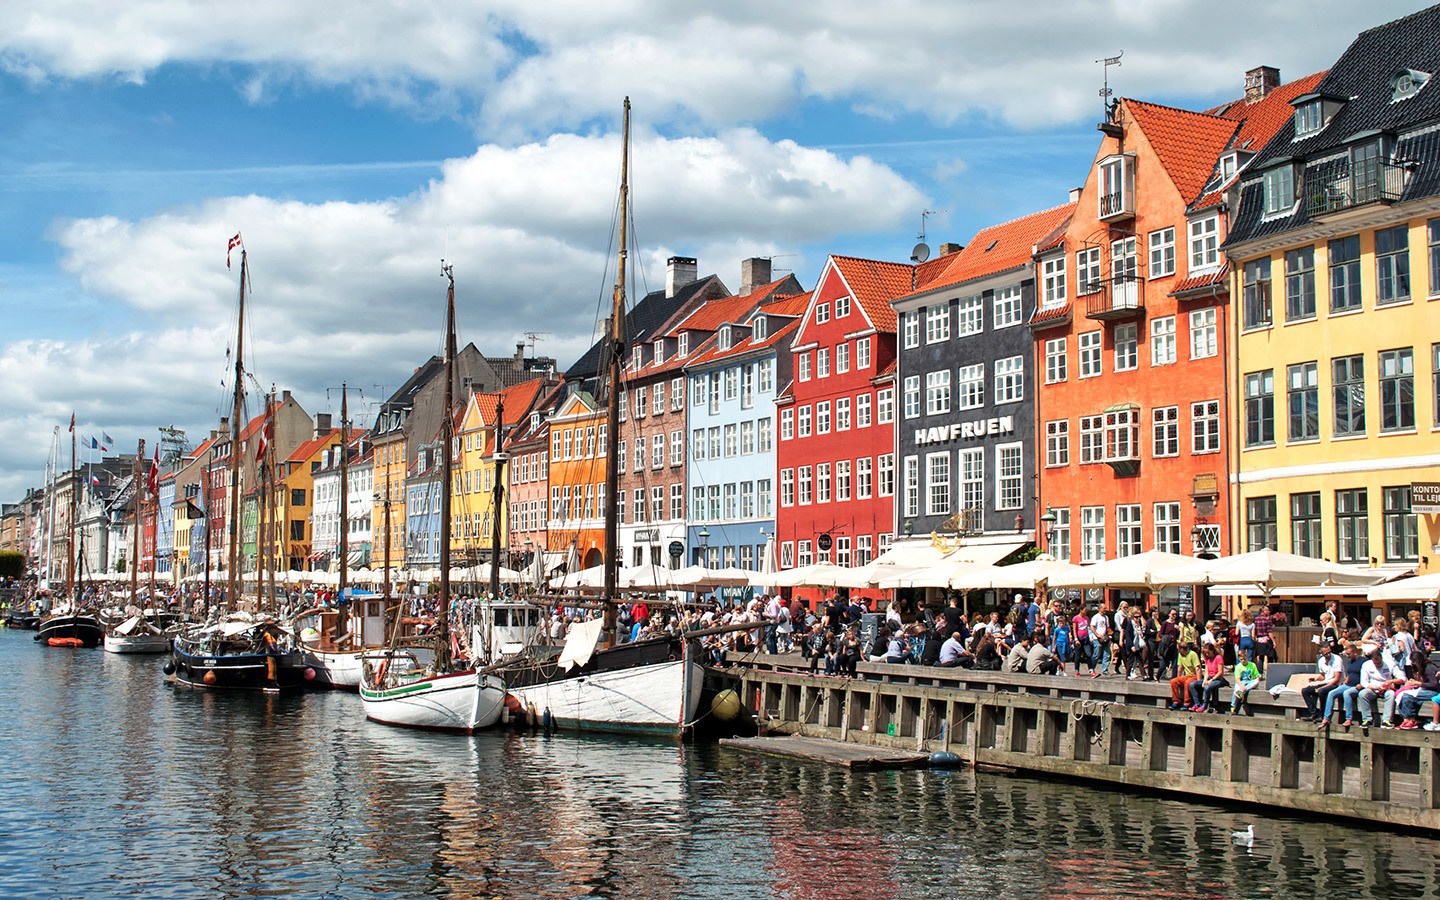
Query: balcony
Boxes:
[
  {"xmin": 1098, "ymin": 188, "xmax": 1133, "ymax": 221},
  {"xmin": 1084, "ymin": 275, "xmax": 1144, "ymax": 322},
  {"xmin": 1304, "ymin": 160, "xmax": 1407, "ymax": 219}
]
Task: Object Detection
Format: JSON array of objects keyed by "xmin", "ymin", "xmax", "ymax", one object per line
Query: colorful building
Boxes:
[
  {"xmin": 507, "ymin": 384, "xmax": 562, "ymax": 576},
  {"xmin": 544, "ymin": 391, "xmax": 608, "ymax": 567},
  {"xmin": 1224, "ymin": 10, "xmax": 1440, "ymax": 579},
  {"xmin": 453, "ymin": 377, "xmax": 547, "ymax": 567},
  {"xmin": 274, "ymin": 427, "xmax": 342, "ymax": 572}
]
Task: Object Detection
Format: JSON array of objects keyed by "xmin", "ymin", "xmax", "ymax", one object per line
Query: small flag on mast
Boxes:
[
  {"xmin": 255, "ymin": 413, "xmax": 273, "ymax": 462},
  {"xmin": 227, "ymin": 233, "xmax": 243, "ymax": 270},
  {"xmin": 68, "ymin": 413, "xmax": 75, "ymax": 433},
  {"xmin": 102, "ymin": 432, "xmax": 114, "ymax": 449},
  {"xmin": 147, "ymin": 446, "xmax": 160, "ymax": 496}
]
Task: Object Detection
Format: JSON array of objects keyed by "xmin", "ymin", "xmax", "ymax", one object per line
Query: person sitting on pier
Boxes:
[
  {"xmin": 1396, "ymin": 651, "xmax": 1440, "ymax": 730},
  {"xmin": 1169, "ymin": 642, "xmax": 1201, "ymax": 709},
  {"xmin": 1005, "ymin": 635, "xmax": 1033, "ymax": 673},
  {"xmin": 1318, "ymin": 641, "xmax": 1364, "ymax": 729},
  {"xmin": 1187, "ymin": 644, "xmax": 1226, "ymax": 712},
  {"xmin": 1026, "ymin": 637, "xmax": 1063, "ymax": 676},
  {"xmin": 1229, "ymin": 649, "xmax": 1261, "ymax": 716},
  {"xmin": 938, "ymin": 631, "xmax": 970, "ymax": 668},
  {"xmin": 1356, "ymin": 645, "xmax": 1404, "ymax": 728},
  {"xmin": 835, "ymin": 626, "xmax": 861, "ymax": 678},
  {"xmin": 972, "ymin": 632, "xmax": 1001, "ymax": 671},
  {"xmin": 1301, "ymin": 644, "xmax": 1344, "ymax": 722}
]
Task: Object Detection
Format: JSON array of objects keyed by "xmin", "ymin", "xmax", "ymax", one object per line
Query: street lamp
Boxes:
[
  {"xmin": 1039, "ymin": 508, "xmax": 1057, "ymax": 555},
  {"xmin": 698, "ymin": 526, "xmax": 710, "ymax": 567}
]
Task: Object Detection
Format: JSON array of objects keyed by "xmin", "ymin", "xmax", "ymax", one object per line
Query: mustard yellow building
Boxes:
[
  {"xmin": 1224, "ymin": 20, "xmax": 1440, "ymax": 580},
  {"xmin": 453, "ymin": 379, "xmax": 548, "ymax": 567}
]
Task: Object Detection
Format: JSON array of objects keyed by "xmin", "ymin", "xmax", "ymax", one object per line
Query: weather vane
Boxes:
[{"xmin": 1098, "ymin": 52, "xmax": 1123, "ymax": 121}]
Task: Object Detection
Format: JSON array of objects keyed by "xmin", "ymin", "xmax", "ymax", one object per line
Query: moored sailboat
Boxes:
[{"xmin": 37, "ymin": 413, "xmax": 102, "ymax": 648}]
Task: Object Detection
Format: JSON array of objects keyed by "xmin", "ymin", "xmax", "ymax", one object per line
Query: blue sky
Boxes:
[{"xmin": 0, "ymin": 0, "xmax": 1421, "ymax": 500}]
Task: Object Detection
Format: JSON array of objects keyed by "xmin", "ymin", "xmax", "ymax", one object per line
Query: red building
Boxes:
[
  {"xmin": 1031, "ymin": 69, "xmax": 1323, "ymax": 568},
  {"xmin": 775, "ymin": 255, "xmax": 925, "ymax": 579}
]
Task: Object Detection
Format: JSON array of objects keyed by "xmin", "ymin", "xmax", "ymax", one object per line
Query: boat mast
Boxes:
[
  {"xmin": 67, "ymin": 412, "xmax": 77, "ymax": 600},
  {"xmin": 265, "ymin": 388, "xmax": 278, "ymax": 614},
  {"xmin": 131, "ymin": 439, "xmax": 144, "ymax": 611},
  {"xmin": 487, "ymin": 395, "xmax": 506, "ymax": 603},
  {"xmin": 257, "ymin": 389, "xmax": 273, "ymax": 612},
  {"xmin": 338, "ymin": 383, "xmax": 351, "ymax": 645},
  {"xmin": 201, "ymin": 465, "xmax": 211, "ymax": 618},
  {"xmin": 436, "ymin": 262, "xmax": 457, "ymax": 672},
  {"xmin": 382, "ymin": 419, "xmax": 392, "ymax": 611},
  {"xmin": 226, "ymin": 248, "xmax": 247, "ymax": 612},
  {"xmin": 601, "ymin": 97, "xmax": 629, "ymax": 647},
  {"xmin": 43, "ymin": 427, "xmax": 57, "ymax": 587}
]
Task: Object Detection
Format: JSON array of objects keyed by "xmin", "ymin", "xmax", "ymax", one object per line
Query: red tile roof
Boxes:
[
  {"xmin": 685, "ymin": 318, "xmax": 803, "ymax": 368},
  {"xmin": 1168, "ymin": 263, "xmax": 1230, "ymax": 297},
  {"xmin": 1125, "ymin": 99, "xmax": 1239, "ymax": 206},
  {"xmin": 916, "ymin": 203, "xmax": 1076, "ymax": 294},
  {"xmin": 759, "ymin": 293, "xmax": 811, "ymax": 317},
  {"xmin": 1028, "ymin": 303, "xmax": 1073, "ymax": 328},
  {"xmin": 286, "ymin": 430, "xmax": 340, "ymax": 464},
  {"xmin": 828, "ymin": 256, "xmax": 918, "ymax": 332},
  {"xmin": 667, "ymin": 277, "xmax": 790, "ymax": 335},
  {"xmin": 1211, "ymin": 71, "xmax": 1327, "ymax": 152}
]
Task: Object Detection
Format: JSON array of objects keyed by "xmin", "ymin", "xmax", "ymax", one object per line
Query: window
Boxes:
[
  {"xmin": 691, "ymin": 374, "xmax": 706, "ymax": 408},
  {"xmin": 634, "ymin": 441, "xmax": 645, "ymax": 472},
  {"xmin": 1111, "ymin": 236, "xmax": 1138, "ymax": 309},
  {"xmin": 671, "ymin": 377, "xmax": 684, "ymax": 411},
  {"xmin": 1049, "ymin": 508, "xmax": 1071, "ymax": 561},
  {"xmin": 1332, "ymin": 354, "xmax": 1365, "ymax": 436},
  {"xmin": 709, "ymin": 373, "xmax": 721, "ymax": 413},
  {"xmin": 1114, "ymin": 323, "xmax": 1137, "ymax": 371},
  {"xmin": 877, "ymin": 453, "xmax": 895, "ymax": 497},
  {"xmin": 835, "ymin": 460, "xmax": 852, "ymax": 502},
  {"xmin": 1076, "ymin": 247, "xmax": 1102, "ymax": 294},
  {"xmin": 757, "ymin": 479, "xmax": 771, "ymax": 517},
  {"xmin": 1242, "ymin": 258, "xmax": 1272, "ymax": 330},
  {"xmin": 816, "ymin": 348, "xmax": 829, "ymax": 378},
  {"xmin": 1376, "ymin": 225, "xmax": 1411, "ymax": 305},
  {"xmin": 923, "ymin": 303, "xmax": 951, "ymax": 344},
  {"xmin": 902, "ymin": 311, "xmax": 920, "ymax": 349},
  {"xmin": 722, "ymin": 368, "xmax": 737, "ymax": 401},
  {"xmin": 1045, "ymin": 338, "xmax": 1067, "ymax": 383},
  {"xmin": 856, "ymin": 338, "xmax": 871, "ymax": 370},
  {"xmin": 1079, "ymin": 331, "xmax": 1102, "ymax": 378},
  {"xmin": 1384, "ymin": 486, "xmax": 1419, "ymax": 562},
  {"xmin": 1148, "ymin": 227, "xmax": 1175, "ymax": 278},
  {"xmin": 925, "ymin": 453, "xmax": 950, "ymax": 515},
  {"xmin": 856, "ymin": 457, "xmax": 872, "ymax": 498},
  {"xmin": 957, "ymin": 364, "xmax": 985, "ymax": 409},
  {"xmin": 1262, "ymin": 165, "xmax": 1295, "ymax": 216},
  {"xmin": 1192, "ymin": 400, "xmax": 1221, "ymax": 454},
  {"xmin": 1290, "ymin": 493, "xmax": 1322, "ymax": 558},
  {"xmin": 1435, "ymin": 343, "xmax": 1440, "ymax": 427},
  {"xmin": 635, "ymin": 387, "xmax": 648, "ymax": 417},
  {"xmin": 1081, "ymin": 506, "xmax": 1105, "ymax": 563},
  {"xmin": 1287, "ymin": 362, "xmax": 1320, "ymax": 442},
  {"xmin": 1187, "ymin": 308, "xmax": 1216, "ymax": 360},
  {"xmin": 797, "ymin": 353, "xmax": 811, "ymax": 382},
  {"xmin": 1115, "ymin": 504, "xmax": 1142, "ymax": 557},
  {"xmin": 835, "ymin": 295, "xmax": 850, "ymax": 318},
  {"xmin": 671, "ymin": 430, "xmax": 683, "ymax": 465},
  {"xmin": 798, "ymin": 406, "xmax": 812, "ymax": 438},
  {"xmin": 815, "ymin": 402, "xmax": 830, "ymax": 434},
  {"xmin": 835, "ymin": 397, "xmax": 851, "ymax": 431},
  {"xmin": 759, "ymin": 359, "xmax": 773, "ymax": 394},
  {"xmin": 1283, "ymin": 246, "xmax": 1316, "ymax": 321},
  {"xmin": 1431, "ymin": 219, "xmax": 1440, "ymax": 299},
  {"xmin": 1247, "ymin": 496, "xmax": 1278, "ymax": 551},
  {"xmin": 652, "ymin": 434, "xmax": 664, "ymax": 468},
  {"xmin": 835, "ymin": 343, "xmax": 849, "ymax": 374},
  {"xmin": 780, "ymin": 408, "xmax": 794, "ymax": 441},
  {"xmin": 1244, "ymin": 370, "xmax": 1275, "ymax": 447},
  {"xmin": 652, "ymin": 485, "xmax": 666, "ymax": 521},
  {"xmin": 1294, "ymin": 99, "xmax": 1322, "ymax": 136},
  {"xmin": 1098, "ymin": 154, "xmax": 1131, "ymax": 218},
  {"xmin": 815, "ymin": 303, "xmax": 830, "ymax": 324},
  {"xmin": 740, "ymin": 420, "xmax": 755, "ymax": 454},
  {"xmin": 758, "ymin": 418, "xmax": 772, "ymax": 453},
  {"xmin": 1335, "ymin": 488, "xmax": 1368, "ymax": 564},
  {"xmin": 632, "ymin": 488, "xmax": 645, "ymax": 523},
  {"xmin": 856, "ymin": 535, "xmax": 873, "ymax": 567},
  {"xmin": 1329, "ymin": 235, "xmax": 1361, "ymax": 313},
  {"xmin": 903, "ymin": 375, "xmax": 922, "ymax": 419},
  {"xmin": 1104, "ymin": 408, "xmax": 1138, "ymax": 461},
  {"xmin": 724, "ymin": 423, "xmax": 738, "ymax": 456},
  {"xmin": 994, "ymin": 356, "xmax": 1024, "ymax": 403},
  {"xmin": 798, "ymin": 466, "xmax": 812, "ymax": 505},
  {"xmin": 796, "ymin": 541, "xmax": 811, "ymax": 567},
  {"xmin": 856, "ymin": 393, "xmax": 872, "ymax": 428},
  {"xmin": 959, "ymin": 448, "xmax": 984, "ymax": 518},
  {"xmin": 957, "ymin": 296, "xmax": 984, "ymax": 336},
  {"xmin": 708, "ymin": 427, "xmax": 721, "ymax": 459},
  {"xmin": 740, "ymin": 366, "xmax": 755, "ymax": 408},
  {"xmin": 997, "ymin": 443, "xmax": 1023, "ymax": 510},
  {"xmin": 1152, "ymin": 406, "xmax": 1179, "ymax": 457},
  {"xmin": 993, "ymin": 286, "xmax": 1022, "ymax": 328},
  {"xmin": 1045, "ymin": 420, "xmax": 1069, "ymax": 467},
  {"xmin": 903, "ymin": 456, "xmax": 919, "ymax": 518},
  {"xmin": 1154, "ymin": 503, "xmax": 1181, "ymax": 554},
  {"xmin": 877, "ymin": 388, "xmax": 894, "ymax": 424},
  {"xmin": 1042, "ymin": 257, "xmax": 1067, "ymax": 307},
  {"xmin": 1379, "ymin": 348, "xmax": 1415, "ymax": 432},
  {"xmin": 1189, "ymin": 215, "xmax": 1219, "ymax": 270},
  {"xmin": 1079, "ymin": 415, "xmax": 1104, "ymax": 464},
  {"xmin": 780, "ymin": 469, "xmax": 794, "ymax": 507},
  {"xmin": 671, "ymin": 483, "xmax": 684, "ymax": 520},
  {"xmin": 925, "ymin": 370, "xmax": 951, "ymax": 415},
  {"xmin": 1150, "ymin": 316, "xmax": 1177, "ymax": 366}
]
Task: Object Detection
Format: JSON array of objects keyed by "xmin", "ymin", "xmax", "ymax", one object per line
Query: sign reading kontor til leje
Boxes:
[{"xmin": 1412, "ymin": 482, "xmax": 1440, "ymax": 515}]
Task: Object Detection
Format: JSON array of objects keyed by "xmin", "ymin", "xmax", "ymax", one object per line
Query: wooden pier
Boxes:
[{"xmin": 711, "ymin": 653, "xmax": 1440, "ymax": 831}]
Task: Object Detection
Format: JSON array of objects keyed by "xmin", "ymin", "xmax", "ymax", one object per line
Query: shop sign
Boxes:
[
  {"xmin": 914, "ymin": 416, "xmax": 1015, "ymax": 446},
  {"xmin": 1412, "ymin": 482, "xmax": 1440, "ymax": 515}
]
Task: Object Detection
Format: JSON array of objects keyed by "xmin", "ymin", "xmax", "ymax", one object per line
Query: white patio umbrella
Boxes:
[
  {"xmin": 624, "ymin": 565, "xmax": 676, "ymax": 590},
  {"xmin": 772, "ymin": 562, "xmax": 859, "ymax": 588},
  {"xmin": 949, "ymin": 558, "xmax": 1088, "ymax": 592},
  {"xmin": 548, "ymin": 563, "xmax": 606, "ymax": 590},
  {"xmin": 752, "ymin": 534, "xmax": 780, "ymax": 591},
  {"xmin": 1175, "ymin": 548, "xmax": 1389, "ymax": 593},
  {"xmin": 1047, "ymin": 550, "xmax": 1200, "ymax": 590},
  {"xmin": 1370, "ymin": 572, "xmax": 1440, "ymax": 603},
  {"xmin": 877, "ymin": 559, "xmax": 983, "ymax": 589}
]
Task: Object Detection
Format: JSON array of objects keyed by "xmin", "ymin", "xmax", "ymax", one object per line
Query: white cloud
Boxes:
[
  {"xmin": 0, "ymin": 129, "xmax": 923, "ymax": 497},
  {"xmin": 0, "ymin": 1, "xmax": 1402, "ymax": 130}
]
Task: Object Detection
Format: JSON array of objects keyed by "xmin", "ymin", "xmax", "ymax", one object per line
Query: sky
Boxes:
[{"xmin": 0, "ymin": 0, "xmax": 1424, "ymax": 501}]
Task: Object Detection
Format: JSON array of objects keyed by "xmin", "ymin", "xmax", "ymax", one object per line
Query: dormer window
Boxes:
[
  {"xmin": 652, "ymin": 339, "xmax": 664, "ymax": 365},
  {"xmin": 718, "ymin": 325, "xmax": 732, "ymax": 350},
  {"xmin": 1393, "ymin": 69, "xmax": 1430, "ymax": 102},
  {"xmin": 631, "ymin": 347, "xmax": 643, "ymax": 370},
  {"xmin": 835, "ymin": 296, "xmax": 850, "ymax": 318},
  {"xmin": 1262, "ymin": 164, "xmax": 1295, "ymax": 217},
  {"xmin": 815, "ymin": 303, "xmax": 830, "ymax": 324},
  {"xmin": 529, "ymin": 412, "xmax": 540, "ymax": 432},
  {"xmin": 1219, "ymin": 153, "xmax": 1238, "ymax": 182},
  {"xmin": 677, "ymin": 333, "xmax": 688, "ymax": 357},
  {"xmin": 752, "ymin": 316, "xmax": 768, "ymax": 340},
  {"xmin": 1294, "ymin": 100, "xmax": 1323, "ymax": 136},
  {"xmin": 1097, "ymin": 154, "xmax": 1134, "ymax": 220}
]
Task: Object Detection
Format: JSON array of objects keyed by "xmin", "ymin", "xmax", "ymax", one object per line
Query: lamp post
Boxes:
[
  {"xmin": 1039, "ymin": 508, "xmax": 1057, "ymax": 556},
  {"xmin": 698, "ymin": 526, "xmax": 710, "ymax": 568}
]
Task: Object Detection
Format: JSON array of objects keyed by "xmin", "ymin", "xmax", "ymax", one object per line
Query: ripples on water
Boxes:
[{"xmin": 0, "ymin": 628, "xmax": 1436, "ymax": 899}]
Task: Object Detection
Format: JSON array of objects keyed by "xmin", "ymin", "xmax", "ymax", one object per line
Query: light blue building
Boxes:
[
  {"xmin": 156, "ymin": 477, "xmax": 175, "ymax": 577},
  {"xmin": 405, "ymin": 440, "xmax": 444, "ymax": 569},
  {"xmin": 684, "ymin": 290, "xmax": 805, "ymax": 569}
]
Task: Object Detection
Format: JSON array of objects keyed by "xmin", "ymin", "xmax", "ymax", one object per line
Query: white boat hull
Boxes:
[
  {"xmin": 360, "ymin": 670, "xmax": 507, "ymax": 733},
  {"xmin": 507, "ymin": 658, "xmax": 705, "ymax": 737},
  {"xmin": 301, "ymin": 646, "xmax": 365, "ymax": 690},
  {"xmin": 103, "ymin": 632, "xmax": 174, "ymax": 654}
]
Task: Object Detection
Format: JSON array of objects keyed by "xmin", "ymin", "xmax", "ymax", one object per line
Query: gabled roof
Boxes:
[
  {"xmin": 286, "ymin": 429, "xmax": 341, "ymax": 464},
  {"xmin": 685, "ymin": 318, "xmax": 804, "ymax": 369},
  {"xmin": 1125, "ymin": 100, "xmax": 1239, "ymax": 206},
  {"xmin": 667, "ymin": 276, "xmax": 791, "ymax": 335},
  {"xmin": 1168, "ymin": 263, "xmax": 1230, "ymax": 298},
  {"xmin": 827, "ymin": 255, "xmax": 919, "ymax": 332},
  {"xmin": 758, "ymin": 293, "xmax": 811, "ymax": 317},
  {"xmin": 910, "ymin": 203, "xmax": 1075, "ymax": 296},
  {"xmin": 565, "ymin": 275, "xmax": 727, "ymax": 381}
]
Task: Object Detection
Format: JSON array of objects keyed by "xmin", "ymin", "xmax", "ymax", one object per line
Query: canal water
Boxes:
[{"xmin": 1, "ymin": 627, "xmax": 1435, "ymax": 900}]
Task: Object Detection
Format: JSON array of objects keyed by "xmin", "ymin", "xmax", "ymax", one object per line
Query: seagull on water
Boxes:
[{"xmin": 1231, "ymin": 823, "xmax": 1255, "ymax": 844}]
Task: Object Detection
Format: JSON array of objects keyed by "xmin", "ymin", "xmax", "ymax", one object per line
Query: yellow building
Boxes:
[
  {"xmin": 1223, "ymin": 25, "xmax": 1440, "ymax": 586},
  {"xmin": 452, "ymin": 379, "xmax": 547, "ymax": 566},
  {"xmin": 272, "ymin": 429, "xmax": 344, "ymax": 571}
]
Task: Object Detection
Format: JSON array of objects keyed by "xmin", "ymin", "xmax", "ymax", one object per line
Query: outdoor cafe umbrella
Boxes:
[
  {"xmin": 1171, "ymin": 548, "xmax": 1388, "ymax": 594},
  {"xmin": 1370, "ymin": 572, "xmax": 1440, "ymax": 603},
  {"xmin": 948, "ymin": 558, "xmax": 1087, "ymax": 592},
  {"xmin": 1046, "ymin": 550, "xmax": 1199, "ymax": 590}
]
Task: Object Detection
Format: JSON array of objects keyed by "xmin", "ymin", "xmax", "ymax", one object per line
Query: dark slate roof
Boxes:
[
  {"xmin": 1228, "ymin": 4, "xmax": 1440, "ymax": 247},
  {"xmin": 563, "ymin": 275, "xmax": 727, "ymax": 381}
]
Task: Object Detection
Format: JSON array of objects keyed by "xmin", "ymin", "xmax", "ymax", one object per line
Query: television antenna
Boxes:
[{"xmin": 523, "ymin": 331, "xmax": 550, "ymax": 358}]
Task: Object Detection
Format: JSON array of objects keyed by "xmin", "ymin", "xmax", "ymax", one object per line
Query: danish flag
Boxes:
[{"xmin": 227, "ymin": 233, "xmax": 243, "ymax": 269}]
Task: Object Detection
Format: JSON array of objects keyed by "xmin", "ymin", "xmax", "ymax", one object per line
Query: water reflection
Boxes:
[{"xmin": 1, "ymin": 628, "xmax": 1437, "ymax": 900}]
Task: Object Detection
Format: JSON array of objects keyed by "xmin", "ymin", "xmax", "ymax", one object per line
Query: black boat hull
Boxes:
[
  {"xmin": 171, "ymin": 644, "xmax": 308, "ymax": 692},
  {"xmin": 35, "ymin": 614, "xmax": 104, "ymax": 647}
]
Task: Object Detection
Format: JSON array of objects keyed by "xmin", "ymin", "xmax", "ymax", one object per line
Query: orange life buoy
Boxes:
[{"xmin": 373, "ymin": 659, "xmax": 389, "ymax": 688}]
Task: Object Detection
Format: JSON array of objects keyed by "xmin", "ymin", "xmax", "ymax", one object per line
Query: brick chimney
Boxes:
[
  {"xmin": 740, "ymin": 257, "xmax": 771, "ymax": 295},
  {"xmin": 666, "ymin": 256, "xmax": 697, "ymax": 298},
  {"xmin": 1245, "ymin": 66, "xmax": 1280, "ymax": 103},
  {"xmin": 515, "ymin": 342, "xmax": 525, "ymax": 362},
  {"xmin": 937, "ymin": 243, "xmax": 963, "ymax": 256},
  {"xmin": 315, "ymin": 412, "xmax": 332, "ymax": 438}
]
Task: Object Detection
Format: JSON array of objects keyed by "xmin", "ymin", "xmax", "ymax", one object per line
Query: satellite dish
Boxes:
[{"xmin": 910, "ymin": 242, "xmax": 931, "ymax": 263}]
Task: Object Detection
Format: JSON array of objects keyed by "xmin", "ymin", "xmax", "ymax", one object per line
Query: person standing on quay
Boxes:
[{"xmin": 1088, "ymin": 606, "xmax": 1110, "ymax": 677}]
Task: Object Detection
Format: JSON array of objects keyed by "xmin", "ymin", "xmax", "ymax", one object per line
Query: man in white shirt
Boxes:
[
  {"xmin": 1357, "ymin": 645, "xmax": 1403, "ymax": 728},
  {"xmin": 1089, "ymin": 608, "xmax": 1111, "ymax": 677},
  {"xmin": 1301, "ymin": 646, "xmax": 1344, "ymax": 722}
]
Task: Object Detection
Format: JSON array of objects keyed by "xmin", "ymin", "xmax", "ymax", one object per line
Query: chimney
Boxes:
[
  {"xmin": 218, "ymin": 417, "xmax": 230, "ymax": 438},
  {"xmin": 315, "ymin": 412, "xmax": 332, "ymax": 437},
  {"xmin": 515, "ymin": 342, "xmax": 525, "ymax": 362},
  {"xmin": 1069, "ymin": 186, "xmax": 1082, "ymax": 203},
  {"xmin": 666, "ymin": 256, "xmax": 698, "ymax": 298},
  {"xmin": 1244, "ymin": 66, "xmax": 1280, "ymax": 103},
  {"xmin": 740, "ymin": 257, "xmax": 771, "ymax": 295},
  {"xmin": 938, "ymin": 243, "xmax": 963, "ymax": 256},
  {"xmin": 282, "ymin": 390, "xmax": 292, "ymax": 402}
]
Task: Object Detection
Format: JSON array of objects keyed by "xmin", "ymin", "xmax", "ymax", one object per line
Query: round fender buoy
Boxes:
[
  {"xmin": 202, "ymin": 670, "xmax": 218, "ymax": 686},
  {"xmin": 162, "ymin": 660, "xmax": 176, "ymax": 676},
  {"xmin": 504, "ymin": 694, "xmax": 522, "ymax": 714},
  {"xmin": 541, "ymin": 708, "xmax": 555, "ymax": 733},
  {"xmin": 710, "ymin": 689, "xmax": 743, "ymax": 722},
  {"xmin": 303, "ymin": 667, "xmax": 317, "ymax": 681},
  {"xmin": 929, "ymin": 751, "xmax": 963, "ymax": 769}
]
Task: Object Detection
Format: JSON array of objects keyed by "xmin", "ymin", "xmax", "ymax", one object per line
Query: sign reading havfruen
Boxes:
[
  {"xmin": 1413, "ymin": 482, "xmax": 1440, "ymax": 515},
  {"xmin": 914, "ymin": 416, "xmax": 1015, "ymax": 446}
]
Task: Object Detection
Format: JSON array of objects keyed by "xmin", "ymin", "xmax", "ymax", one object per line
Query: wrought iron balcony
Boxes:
[
  {"xmin": 1098, "ymin": 188, "xmax": 1134, "ymax": 221},
  {"xmin": 1084, "ymin": 275, "xmax": 1144, "ymax": 321},
  {"xmin": 1304, "ymin": 160, "xmax": 1407, "ymax": 218}
]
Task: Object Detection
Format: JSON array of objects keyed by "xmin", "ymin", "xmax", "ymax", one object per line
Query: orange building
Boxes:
[{"xmin": 544, "ymin": 390, "xmax": 608, "ymax": 567}]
